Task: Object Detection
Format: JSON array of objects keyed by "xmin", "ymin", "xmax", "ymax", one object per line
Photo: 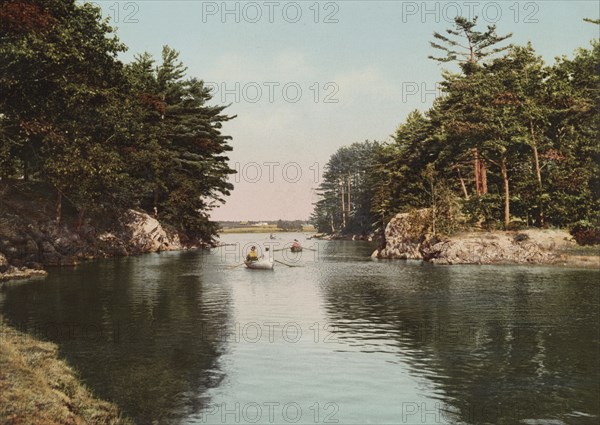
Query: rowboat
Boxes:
[
  {"xmin": 244, "ymin": 258, "xmax": 275, "ymax": 270},
  {"xmin": 290, "ymin": 245, "xmax": 303, "ymax": 253}
]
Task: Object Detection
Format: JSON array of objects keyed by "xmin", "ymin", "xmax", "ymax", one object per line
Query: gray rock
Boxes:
[
  {"xmin": 25, "ymin": 262, "xmax": 44, "ymax": 270},
  {"xmin": 41, "ymin": 251, "xmax": 61, "ymax": 266},
  {"xmin": 24, "ymin": 239, "xmax": 39, "ymax": 254},
  {"xmin": 0, "ymin": 252, "xmax": 8, "ymax": 273},
  {"xmin": 40, "ymin": 241, "xmax": 57, "ymax": 253},
  {"xmin": 375, "ymin": 210, "xmax": 571, "ymax": 266},
  {"xmin": 377, "ymin": 209, "xmax": 433, "ymax": 260},
  {"xmin": 123, "ymin": 210, "xmax": 182, "ymax": 253}
]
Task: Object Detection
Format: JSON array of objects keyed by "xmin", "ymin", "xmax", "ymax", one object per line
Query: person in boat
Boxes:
[
  {"xmin": 246, "ymin": 246, "xmax": 258, "ymax": 262},
  {"xmin": 292, "ymin": 239, "xmax": 301, "ymax": 248},
  {"xmin": 262, "ymin": 247, "xmax": 271, "ymax": 260}
]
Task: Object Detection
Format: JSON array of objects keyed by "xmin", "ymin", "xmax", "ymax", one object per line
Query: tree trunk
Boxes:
[
  {"xmin": 474, "ymin": 148, "xmax": 488, "ymax": 196},
  {"xmin": 474, "ymin": 148, "xmax": 480, "ymax": 196},
  {"xmin": 76, "ymin": 208, "xmax": 86, "ymax": 232},
  {"xmin": 347, "ymin": 175, "xmax": 351, "ymax": 214},
  {"xmin": 530, "ymin": 120, "xmax": 544, "ymax": 226},
  {"xmin": 500, "ymin": 157, "xmax": 510, "ymax": 229},
  {"xmin": 23, "ymin": 160, "xmax": 28, "ymax": 182},
  {"xmin": 55, "ymin": 190, "xmax": 62, "ymax": 225},
  {"xmin": 480, "ymin": 159, "xmax": 488, "ymax": 194},
  {"xmin": 430, "ymin": 176, "xmax": 436, "ymax": 236},
  {"xmin": 340, "ymin": 183, "xmax": 346, "ymax": 228},
  {"xmin": 456, "ymin": 167, "xmax": 469, "ymax": 200},
  {"xmin": 153, "ymin": 189, "xmax": 159, "ymax": 218}
]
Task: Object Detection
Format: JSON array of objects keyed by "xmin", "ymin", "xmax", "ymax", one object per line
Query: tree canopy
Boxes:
[
  {"xmin": 312, "ymin": 17, "xmax": 599, "ymax": 238},
  {"xmin": 0, "ymin": 0, "xmax": 235, "ymax": 242}
]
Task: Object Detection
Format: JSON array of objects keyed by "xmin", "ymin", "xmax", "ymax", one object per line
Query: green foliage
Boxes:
[
  {"xmin": 313, "ymin": 17, "xmax": 599, "ymax": 244},
  {"xmin": 276, "ymin": 220, "xmax": 303, "ymax": 231},
  {"xmin": 0, "ymin": 0, "xmax": 234, "ymax": 241},
  {"xmin": 461, "ymin": 194, "xmax": 503, "ymax": 228},
  {"xmin": 429, "ymin": 16, "xmax": 512, "ymax": 64},
  {"xmin": 311, "ymin": 141, "xmax": 380, "ymax": 235}
]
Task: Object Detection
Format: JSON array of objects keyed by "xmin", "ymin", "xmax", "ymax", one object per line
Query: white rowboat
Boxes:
[{"xmin": 244, "ymin": 258, "xmax": 275, "ymax": 270}]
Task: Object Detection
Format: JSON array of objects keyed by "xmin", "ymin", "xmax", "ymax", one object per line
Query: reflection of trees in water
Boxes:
[
  {"xmin": 2, "ymin": 252, "xmax": 232, "ymax": 424},
  {"xmin": 321, "ymin": 264, "xmax": 600, "ymax": 424}
]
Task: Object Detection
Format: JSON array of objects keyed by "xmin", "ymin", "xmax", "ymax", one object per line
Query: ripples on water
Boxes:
[{"xmin": 1, "ymin": 233, "xmax": 598, "ymax": 425}]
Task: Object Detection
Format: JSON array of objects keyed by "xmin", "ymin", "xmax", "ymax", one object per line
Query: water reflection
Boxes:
[
  {"xmin": 1, "ymin": 236, "xmax": 598, "ymax": 425},
  {"xmin": 1, "ymin": 251, "xmax": 232, "ymax": 424},
  {"xmin": 320, "ymin": 256, "xmax": 600, "ymax": 424}
]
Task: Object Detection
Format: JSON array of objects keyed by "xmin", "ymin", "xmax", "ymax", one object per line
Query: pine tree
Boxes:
[{"xmin": 429, "ymin": 16, "xmax": 512, "ymax": 198}]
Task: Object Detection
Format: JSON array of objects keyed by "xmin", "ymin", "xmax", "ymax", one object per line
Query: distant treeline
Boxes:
[
  {"xmin": 218, "ymin": 220, "xmax": 308, "ymax": 231},
  {"xmin": 312, "ymin": 17, "xmax": 600, "ymax": 240},
  {"xmin": 0, "ymin": 1, "xmax": 235, "ymax": 242}
]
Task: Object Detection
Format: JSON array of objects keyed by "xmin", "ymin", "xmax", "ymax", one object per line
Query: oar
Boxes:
[
  {"xmin": 227, "ymin": 262, "xmax": 246, "ymax": 269},
  {"xmin": 274, "ymin": 259, "xmax": 303, "ymax": 268}
]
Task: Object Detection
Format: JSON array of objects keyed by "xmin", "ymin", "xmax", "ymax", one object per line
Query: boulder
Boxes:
[
  {"xmin": 377, "ymin": 209, "xmax": 433, "ymax": 259},
  {"xmin": 40, "ymin": 251, "xmax": 62, "ymax": 266},
  {"xmin": 421, "ymin": 231, "xmax": 563, "ymax": 265},
  {"xmin": 123, "ymin": 210, "xmax": 182, "ymax": 254},
  {"xmin": 375, "ymin": 210, "xmax": 573, "ymax": 266},
  {"xmin": 41, "ymin": 241, "xmax": 57, "ymax": 253},
  {"xmin": 24, "ymin": 262, "xmax": 44, "ymax": 270},
  {"xmin": 24, "ymin": 239, "xmax": 39, "ymax": 254},
  {"xmin": 0, "ymin": 252, "xmax": 8, "ymax": 273}
]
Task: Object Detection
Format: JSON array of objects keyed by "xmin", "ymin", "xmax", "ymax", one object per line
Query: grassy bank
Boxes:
[{"xmin": 0, "ymin": 318, "xmax": 131, "ymax": 425}]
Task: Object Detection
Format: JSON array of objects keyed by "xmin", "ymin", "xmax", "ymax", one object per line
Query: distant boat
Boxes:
[{"xmin": 245, "ymin": 258, "xmax": 275, "ymax": 270}]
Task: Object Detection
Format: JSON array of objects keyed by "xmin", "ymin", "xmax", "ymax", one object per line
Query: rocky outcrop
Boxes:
[
  {"xmin": 0, "ymin": 209, "xmax": 185, "ymax": 282},
  {"xmin": 0, "ymin": 252, "xmax": 8, "ymax": 273},
  {"xmin": 375, "ymin": 209, "xmax": 433, "ymax": 260},
  {"xmin": 123, "ymin": 210, "xmax": 181, "ymax": 253},
  {"xmin": 0, "ymin": 252, "xmax": 47, "ymax": 282},
  {"xmin": 376, "ymin": 211, "xmax": 583, "ymax": 266},
  {"xmin": 420, "ymin": 230, "xmax": 569, "ymax": 265}
]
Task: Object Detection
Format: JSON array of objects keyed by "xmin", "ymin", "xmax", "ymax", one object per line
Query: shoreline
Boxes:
[
  {"xmin": 0, "ymin": 267, "xmax": 48, "ymax": 284},
  {"xmin": 0, "ymin": 317, "xmax": 132, "ymax": 424},
  {"xmin": 1, "ymin": 230, "xmax": 597, "ymax": 285},
  {"xmin": 372, "ymin": 211, "xmax": 599, "ymax": 270}
]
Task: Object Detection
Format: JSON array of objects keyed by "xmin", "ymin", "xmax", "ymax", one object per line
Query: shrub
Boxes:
[{"xmin": 570, "ymin": 221, "xmax": 600, "ymax": 246}]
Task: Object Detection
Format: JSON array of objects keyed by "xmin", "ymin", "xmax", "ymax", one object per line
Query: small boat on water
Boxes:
[
  {"xmin": 291, "ymin": 239, "xmax": 302, "ymax": 253},
  {"xmin": 245, "ymin": 258, "xmax": 275, "ymax": 270}
]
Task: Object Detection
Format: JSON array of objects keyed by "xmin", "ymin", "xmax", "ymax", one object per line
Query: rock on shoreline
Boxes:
[
  {"xmin": 0, "ymin": 209, "xmax": 186, "ymax": 282},
  {"xmin": 374, "ymin": 209, "xmax": 597, "ymax": 266}
]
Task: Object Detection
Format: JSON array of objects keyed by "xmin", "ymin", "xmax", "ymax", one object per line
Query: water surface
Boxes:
[{"xmin": 1, "ymin": 233, "xmax": 598, "ymax": 424}]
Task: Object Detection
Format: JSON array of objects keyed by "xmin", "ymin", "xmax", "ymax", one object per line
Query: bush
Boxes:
[
  {"xmin": 570, "ymin": 221, "xmax": 600, "ymax": 246},
  {"xmin": 507, "ymin": 218, "xmax": 527, "ymax": 231},
  {"xmin": 461, "ymin": 194, "xmax": 503, "ymax": 229}
]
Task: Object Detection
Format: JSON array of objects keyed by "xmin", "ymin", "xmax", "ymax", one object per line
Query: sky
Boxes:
[{"xmin": 93, "ymin": 0, "xmax": 599, "ymax": 221}]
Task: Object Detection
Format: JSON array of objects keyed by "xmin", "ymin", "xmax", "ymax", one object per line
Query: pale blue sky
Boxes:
[{"xmin": 93, "ymin": 1, "xmax": 599, "ymax": 221}]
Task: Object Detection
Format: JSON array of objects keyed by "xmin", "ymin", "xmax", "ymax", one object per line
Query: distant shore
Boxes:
[{"xmin": 219, "ymin": 226, "xmax": 315, "ymax": 234}]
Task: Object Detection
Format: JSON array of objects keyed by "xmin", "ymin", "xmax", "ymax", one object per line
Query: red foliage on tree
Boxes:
[
  {"xmin": 0, "ymin": 1, "xmax": 56, "ymax": 36},
  {"xmin": 138, "ymin": 92, "xmax": 166, "ymax": 116}
]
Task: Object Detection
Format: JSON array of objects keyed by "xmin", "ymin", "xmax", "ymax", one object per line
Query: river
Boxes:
[{"xmin": 1, "ymin": 233, "xmax": 598, "ymax": 425}]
